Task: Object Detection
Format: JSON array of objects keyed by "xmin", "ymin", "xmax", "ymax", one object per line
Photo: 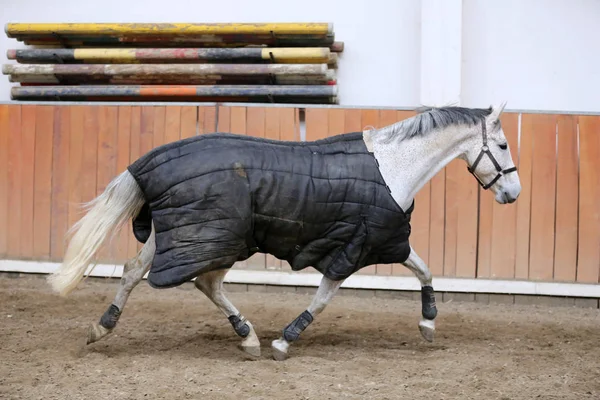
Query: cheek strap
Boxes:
[{"xmin": 467, "ymin": 120, "xmax": 517, "ymax": 190}]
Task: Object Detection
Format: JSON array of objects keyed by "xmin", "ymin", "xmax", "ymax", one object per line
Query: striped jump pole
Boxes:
[
  {"xmin": 2, "ymin": 63, "xmax": 330, "ymax": 77},
  {"xmin": 4, "ymin": 22, "xmax": 334, "ymax": 37},
  {"xmin": 6, "ymin": 48, "xmax": 332, "ymax": 64},
  {"xmin": 8, "ymin": 73, "xmax": 337, "ymax": 86},
  {"xmin": 10, "ymin": 84, "xmax": 338, "ymax": 100},
  {"xmin": 14, "ymin": 35, "xmax": 339, "ymax": 49}
]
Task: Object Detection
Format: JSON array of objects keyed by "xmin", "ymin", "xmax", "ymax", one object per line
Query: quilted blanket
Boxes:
[{"xmin": 128, "ymin": 131, "xmax": 414, "ymax": 288}]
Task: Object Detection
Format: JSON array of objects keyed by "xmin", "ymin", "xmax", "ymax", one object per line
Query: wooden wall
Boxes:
[{"xmin": 1, "ymin": 103, "xmax": 599, "ymax": 284}]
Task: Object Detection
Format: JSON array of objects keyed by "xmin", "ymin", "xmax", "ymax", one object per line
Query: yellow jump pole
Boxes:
[{"xmin": 5, "ymin": 22, "xmax": 333, "ymax": 37}]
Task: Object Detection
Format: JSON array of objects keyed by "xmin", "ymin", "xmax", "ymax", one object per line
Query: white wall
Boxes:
[
  {"xmin": 1, "ymin": 0, "xmax": 599, "ymax": 112},
  {"xmin": 461, "ymin": 0, "xmax": 600, "ymax": 113},
  {"xmin": 0, "ymin": 0, "xmax": 422, "ymax": 107}
]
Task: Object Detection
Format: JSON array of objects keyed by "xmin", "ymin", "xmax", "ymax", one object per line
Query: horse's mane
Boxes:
[{"xmin": 373, "ymin": 106, "xmax": 493, "ymax": 144}]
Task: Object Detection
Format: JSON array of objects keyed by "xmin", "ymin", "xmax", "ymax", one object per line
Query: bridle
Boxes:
[{"xmin": 467, "ymin": 119, "xmax": 517, "ymax": 190}]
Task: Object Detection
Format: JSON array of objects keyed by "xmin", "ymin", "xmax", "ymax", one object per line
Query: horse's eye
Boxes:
[{"xmin": 499, "ymin": 143, "xmax": 508, "ymax": 150}]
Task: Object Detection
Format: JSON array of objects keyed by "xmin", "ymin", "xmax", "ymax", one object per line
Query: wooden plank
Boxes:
[
  {"xmin": 344, "ymin": 109, "xmax": 362, "ymax": 133},
  {"xmin": 128, "ymin": 107, "xmax": 142, "ymax": 257},
  {"xmin": 165, "ymin": 106, "xmax": 181, "ymax": 144},
  {"xmin": 152, "ymin": 106, "xmax": 166, "ymax": 148},
  {"xmin": 528, "ymin": 114, "xmax": 557, "ymax": 281},
  {"xmin": 443, "ymin": 160, "xmax": 461, "ymax": 277},
  {"xmin": 360, "ymin": 109, "xmax": 379, "ymax": 131},
  {"xmin": 577, "ymin": 116, "xmax": 600, "ymax": 283},
  {"xmin": 489, "ymin": 112, "xmax": 520, "ymax": 278},
  {"xmin": 96, "ymin": 106, "xmax": 119, "ymax": 261},
  {"xmin": 305, "ymin": 108, "xmax": 328, "ymax": 140},
  {"xmin": 50, "ymin": 106, "xmax": 70, "ymax": 260},
  {"xmin": 32, "ymin": 106, "xmax": 54, "ymax": 259},
  {"xmin": 20, "ymin": 105, "xmax": 36, "ymax": 258},
  {"xmin": 201, "ymin": 106, "xmax": 217, "ymax": 134},
  {"xmin": 140, "ymin": 106, "xmax": 155, "ymax": 155},
  {"xmin": 180, "ymin": 106, "xmax": 197, "ymax": 138},
  {"xmin": 476, "ymin": 187, "xmax": 494, "ymax": 278},
  {"xmin": 67, "ymin": 106, "xmax": 84, "ymax": 235},
  {"xmin": 378, "ymin": 109, "xmax": 398, "ymax": 130},
  {"xmin": 265, "ymin": 108, "xmax": 280, "ymax": 142},
  {"xmin": 230, "ymin": 106, "xmax": 247, "ymax": 134},
  {"xmin": 455, "ymin": 164, "xmax": 479, "ymax": 278},
  {"xmin": 81, "ymin": 107, "xmax": 99, "ymax": 222},
  {"xmin": 279, "ymin": 108, "xmax": 298, "ymax": 142},
  {"xmin": 515, "ymin": 113, "xmax": 534, "ymax": 280},
  {"xmin": 396, "ymin": 110, "xmax": 415, "ymax": 124},
  {"xmin": 78, "ymin": 105, "xmax": 97, "ymax": 206},
  {"xmin": 217, "ymin": 106, "xmax": 231, "ymax": 132},
  {"xmin": 553, "ymin": 115, "xmax": 579, "ymax": 282},
  {"xmin": 196, "ymin": 105, "xmax": 207, "ymax": 133},
  {"xmin": 115, "ymin": 106, "xmax": 132, "ymax": 262},
  {"xmin": 6, "ymin": 105, "xmax": 21, "ymax": 257},
  {"xmin": 0, "ymin": 106, "xmax": 8, "ymax": 255},
  {"xmin": 328, "ymin": 108, "xmax": 345, "ymax": 137},
  {"xmin": 428, "ymin": 170, "xmax": 446, "ymax": 277}
]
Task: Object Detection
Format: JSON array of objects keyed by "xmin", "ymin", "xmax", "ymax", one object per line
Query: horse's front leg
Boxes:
[
  {"xmin": 88, "ymin": 228, "xmax": 155, "ymax": 344},
  {"xmin": 194, "ymin": 268, "xmax": 261, "ymax": 358},
  {"xmin": 271, "ymin": 275, "xmax": 344, "ymax": 361},
  {"xmin": 401, "ymin": 246, "xmax": 438, "ymax": 342}
]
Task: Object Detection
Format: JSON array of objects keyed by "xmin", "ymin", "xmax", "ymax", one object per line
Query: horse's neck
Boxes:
[{"xmin": 370, "ymin": 125, "xmax": 469, "ymax": 212}]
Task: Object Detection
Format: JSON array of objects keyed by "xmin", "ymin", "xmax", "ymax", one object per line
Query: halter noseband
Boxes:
[{"xmin": 467, "ymin": 120, "xmax": 518, "ymax": 190}]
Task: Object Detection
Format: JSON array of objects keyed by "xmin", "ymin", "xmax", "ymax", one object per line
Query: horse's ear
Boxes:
[{"xmin": 489, "ymin": 101, "xmax": 507, "ymax": 122}]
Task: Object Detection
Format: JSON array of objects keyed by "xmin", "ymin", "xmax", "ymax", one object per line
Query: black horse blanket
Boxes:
[{"xmin": 127, "ymin": 131, "xmax": 414, "ymax": 288}]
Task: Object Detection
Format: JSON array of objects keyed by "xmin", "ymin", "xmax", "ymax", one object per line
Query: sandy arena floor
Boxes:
[{"xmin": 0, "ymin": 274, "xmax": 599, "ymax": 399}]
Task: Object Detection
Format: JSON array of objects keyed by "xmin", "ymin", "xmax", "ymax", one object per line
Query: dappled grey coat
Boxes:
[{"xmin": 128, "ymin": 131, "xmax": 414, "ymax": 289}]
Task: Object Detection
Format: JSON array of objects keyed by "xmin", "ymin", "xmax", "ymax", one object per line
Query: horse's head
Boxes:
[{"xmin": 461, "ymin": 102, "xmax": 521, "ymax": 204}]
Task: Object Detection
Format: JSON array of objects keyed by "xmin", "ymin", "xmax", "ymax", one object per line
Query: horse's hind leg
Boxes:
[
  {"xmin": 271, "ymin": 275, "xmax": 344, "ymax": 361},
  {"xmin": 87, "ymin": 230, "xmax": 155, "ymax": 344},
  {"xmin": 194, "ymin": 268, "xmax": 261, "ymax": 358},
  {"xmin": 401, "ymin": 246, "xmax": 437, "ymax": 342}
]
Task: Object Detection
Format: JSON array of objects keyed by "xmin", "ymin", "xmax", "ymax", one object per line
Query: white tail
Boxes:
[{"xmin": 48, "ymin": 170, "xmax": 146, "ymax": 296}]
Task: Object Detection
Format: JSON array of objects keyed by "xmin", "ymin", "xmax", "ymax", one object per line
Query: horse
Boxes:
[{"xmin": 47, "ymin": 103, "xmax": 521, "ymax": 361}]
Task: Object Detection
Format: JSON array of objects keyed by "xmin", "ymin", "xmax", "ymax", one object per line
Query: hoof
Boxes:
[
  {"xmin": 272, "ymin": 347, "xmax": 289, "ymax": 361},
  {"xmin": 418, "ymin": 319, "xmax": 435, "ymax": 343},
  {"xmin": 240, "ymin": 344, "xmax": 261, "ymax": 359},
  {"xmin": 271, "ymin": 338, "xmax": 290, "ymax": 361},
  {"xmin": 87, "ymin": 323, "xmax": 111, "ymax": 345}
]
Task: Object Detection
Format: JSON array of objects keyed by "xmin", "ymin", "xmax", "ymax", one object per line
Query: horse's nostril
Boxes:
[{"xmin": 504, "ymin": 192, "xmax": 517, "ymax": 204}]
